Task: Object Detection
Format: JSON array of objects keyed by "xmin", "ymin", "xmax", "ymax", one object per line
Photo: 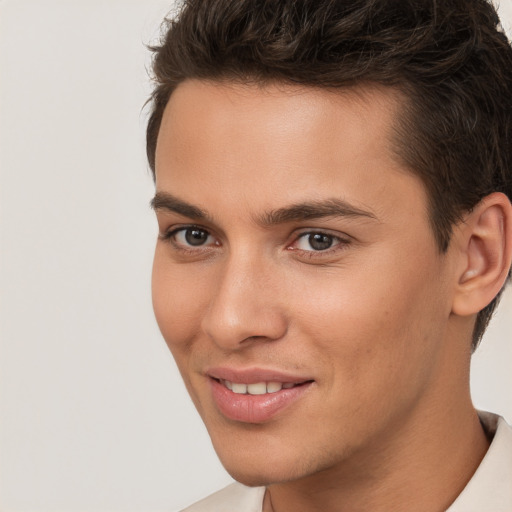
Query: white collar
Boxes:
[{"xmin": 447, "ymin": 412, "xmax": 512, "ymax": 511}]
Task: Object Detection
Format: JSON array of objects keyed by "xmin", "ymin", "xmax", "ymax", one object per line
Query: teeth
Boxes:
[
  {"xmin": 222, "ymin": 380, "xmax": 296, "ymax": 394},
  {"xmin": 247, "ymin": 382, "xmax": 267, "ymax": 395},
  {"xmin": 231, "ymin": 383, "xmax": 248, "ymax": 394},
  {"xmin": 266, "ymin": 382, "xmax": 283, "ymax": 393}
]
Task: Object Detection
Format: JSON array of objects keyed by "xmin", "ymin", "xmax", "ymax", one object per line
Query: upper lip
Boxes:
[{"xmin": 206, "ymin": 366, "xmax": 313, "ymax": 385}]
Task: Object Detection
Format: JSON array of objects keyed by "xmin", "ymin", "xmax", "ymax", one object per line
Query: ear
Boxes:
[{"xmin": 451, "ymin": 192, "xmax": 512, "ymax": 317}]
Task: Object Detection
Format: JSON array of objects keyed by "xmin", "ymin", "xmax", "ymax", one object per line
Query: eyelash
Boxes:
[
  {"xmin": 160, "ymin": 225, "xmax": 218, "ymax": 255},
  {"xmin": 161, "ymin": 225, "xmax": 351, "ymax": 259},
  {"xmin": 289, "ymin": 232, "xmax": 349, "ymax": 259}
]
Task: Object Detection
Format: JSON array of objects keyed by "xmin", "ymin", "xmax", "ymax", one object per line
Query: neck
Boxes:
[
  {"xmin": 264, "ymin": 323, "xmax": 489, "ymax": 512},
  {"xmin": 264, "ymin": 405, "xmax": 488, "ymax": 512}
]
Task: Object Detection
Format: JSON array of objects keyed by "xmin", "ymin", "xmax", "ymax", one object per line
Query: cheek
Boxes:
[
  {"xmin": 288, "ymin": 287, "xmax": 435, "ymax": 448},
  {"xmin": 290, "ymin": 253, "xmax": 448, "ymax": 390},
  {"xmin": 151, "ymin": 250, "xmax": 209, "ymax": 349}
]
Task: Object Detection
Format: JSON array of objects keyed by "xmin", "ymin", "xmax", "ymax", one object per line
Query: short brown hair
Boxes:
[{"xmin": 146, "ymin": 0, "xmax": 512, "ymax": 349}]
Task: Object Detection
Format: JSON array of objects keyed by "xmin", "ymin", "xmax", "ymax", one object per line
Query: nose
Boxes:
[{"xmin": 200, "ymin": 252, "xmax": 288, "ymax": 350}]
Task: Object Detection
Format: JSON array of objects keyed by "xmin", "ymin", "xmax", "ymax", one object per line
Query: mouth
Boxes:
[
  {"xmin": 207, "ymin": 369, "xmax": 314, "ymax": 423},
  {"xmin": 216, "ymin": 378, "xmax": 308, "ymax": 395}
]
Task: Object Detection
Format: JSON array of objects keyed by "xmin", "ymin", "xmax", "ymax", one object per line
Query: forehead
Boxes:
[
  {"xmin": 154, "ymin": 79, "xmax": 426, "ymax": 226},
  {"xmin": 156, "ymin": 79, "xmax": 404, "ymax": 168}
]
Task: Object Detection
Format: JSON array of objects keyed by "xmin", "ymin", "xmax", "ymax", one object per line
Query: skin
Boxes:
[{"xmin": 152, "ymin": 80, "xmax": 492, "ymax": 512}]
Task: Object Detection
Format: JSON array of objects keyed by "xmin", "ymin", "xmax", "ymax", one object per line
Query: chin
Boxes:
[
  {"xmin": 213, "ymin": 439, "xmax": 321, "ymax": 488},
  {"xmin": 225, "ymin": 470, "xmax": 274, "ymax": 488},
  {"xmin": 222, "ymin": 463, "xmax": 296, "ymax": 488}
]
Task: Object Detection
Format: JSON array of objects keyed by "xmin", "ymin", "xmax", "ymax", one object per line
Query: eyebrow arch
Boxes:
[
  {"xmin": 150, "ymin": 192, "xmax": 212, "ymax": 221},
  {"xmin": 257, "ymin": 198, "xmax": 377, "ymax": 226},
  {"xmin": 150, "ymin": 192, "xmax": 377, "ymax": 226}
]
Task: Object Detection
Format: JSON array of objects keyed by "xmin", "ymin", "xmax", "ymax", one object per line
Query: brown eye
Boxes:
[
  {"xmin": 184, "ymin": 228, "xmax": 209, "ymax": 246},
  {"xmin": 295, "ymin": 232, "xmax": 338, "ymax": 251},
  {"xmin": 172, "ymin": 227, "xmax": 214, "ymax": 247},
  {"xmin": 308, "ymin": 233, "xmax": 334, "ymax": 251}
]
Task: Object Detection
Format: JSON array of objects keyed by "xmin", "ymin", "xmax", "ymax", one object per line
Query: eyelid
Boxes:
[
  {"xmin": 161, "ymin": 224, "xmax": 220, "ymax": 250},
  {"xmin": 159, "ymin": 224, "xmax": 351, "ymax": 260},
  {"xmin": 287, "ymin": 229, "xmax": 352, "ymax": 257}
]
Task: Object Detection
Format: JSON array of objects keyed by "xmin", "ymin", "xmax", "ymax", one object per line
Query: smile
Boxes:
[
  {"xmin": 208, "ymin": 370, "xmax": 314, "ymax": 423},
  {"xmin": 221, "ymin": 380, "xmax": 298, "ymax": 395}
]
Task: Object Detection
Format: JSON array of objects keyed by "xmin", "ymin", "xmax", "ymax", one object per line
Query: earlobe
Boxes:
[{"xmin": 452, "ymin": 193, "xmax": 512, "ymax": 317}]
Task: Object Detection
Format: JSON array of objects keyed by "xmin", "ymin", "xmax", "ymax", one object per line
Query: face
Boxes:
[{"xmin": 152, "ymin": 80, "xmax": 458, "ymax": 486}]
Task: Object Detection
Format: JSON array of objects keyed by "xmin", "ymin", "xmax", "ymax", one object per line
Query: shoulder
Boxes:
[{"xmin": 180, "ymin": 482, "xmax": 265, "ymax": 512}]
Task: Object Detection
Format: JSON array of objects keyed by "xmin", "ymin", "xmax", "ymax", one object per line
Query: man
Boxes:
[{"xmin": 146, "ymin": 0, "xmax": 512, "ymax": 510}]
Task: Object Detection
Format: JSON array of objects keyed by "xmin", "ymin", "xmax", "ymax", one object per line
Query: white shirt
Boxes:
[{"xmin": 181, "ymin": 412, "xmax": 512, "ymax": 512}]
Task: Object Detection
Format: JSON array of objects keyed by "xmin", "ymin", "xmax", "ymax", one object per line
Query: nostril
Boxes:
[{"xmin": 241, "ymin": 335, "xmax": 267, "ymax": 343}]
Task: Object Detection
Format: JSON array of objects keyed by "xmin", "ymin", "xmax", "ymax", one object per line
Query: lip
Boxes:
[
  {"xmin": 207, "ymin": 366, "xmax": 312, "ymax": 384},
  {"xmin": 207, "ymin": 367, "xmax": 314, "ymax": 424}
]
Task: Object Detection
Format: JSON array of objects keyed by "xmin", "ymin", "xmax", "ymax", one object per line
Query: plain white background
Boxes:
[{"xmin": 0, "ymin": 1, "xmax": 511, "ymax": 510}]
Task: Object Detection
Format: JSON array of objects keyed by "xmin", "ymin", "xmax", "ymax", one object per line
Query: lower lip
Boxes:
[{"xmin": 209, "ymin": 379, "xmax": 312, "ymax": 424}]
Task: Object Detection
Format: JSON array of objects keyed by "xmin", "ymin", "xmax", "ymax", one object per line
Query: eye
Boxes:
[
  {"xmin": 297, "ymin": 233, "xmax": 335, "ymax": 251},
  {"xmin": 170, "ymin": 226, "xmax": 216, "ymax": 248},
  {"xmin": 295, "ymin": 232, "xmax": 340, "ymax": 251}
]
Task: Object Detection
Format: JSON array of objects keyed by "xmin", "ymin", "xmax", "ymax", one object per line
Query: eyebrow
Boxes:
[
  {"xmin": 150, "ymin": 192, "xmax": 212, "ymax": 221},
  {"xmin": 150, "ymin": 192, "xmax": 377, "ymax": 225},
  {"xmin": 257, "ymin": 199, "xmax": 377, "ymax": 226}
]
